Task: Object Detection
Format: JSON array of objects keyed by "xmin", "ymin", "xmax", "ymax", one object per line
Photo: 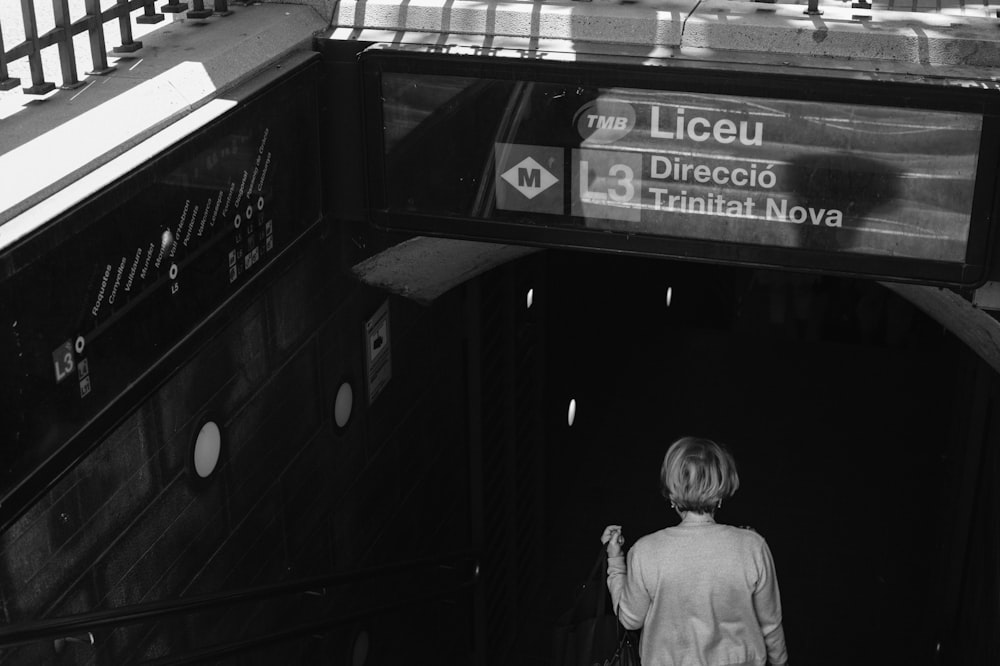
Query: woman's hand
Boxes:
[{"xmin": 601, "ymin": 524, "xmax": 624, "ymax": 558}]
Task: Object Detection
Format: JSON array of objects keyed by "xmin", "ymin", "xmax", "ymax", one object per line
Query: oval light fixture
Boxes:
[
  {"xmin": 526, "ymin": 288, "xmax": 534, "ymax": 310},
  {"xmin": 666, "ymin": 286, "xmax": 673, "ymax": 308},
  {"xmin": 192, "ymin": 420, "xmax": 222, "ymax": 479},
  {"xmin": 567, "ymin": 398, "xmax": 577, "ymax": 427},
  {"xmin": 352, "ymin": 628, "xmax": 370, "ymax": 666},
  {"xmin": 334, "ymin": 381, "xmax": 354, "ymax": 432}
]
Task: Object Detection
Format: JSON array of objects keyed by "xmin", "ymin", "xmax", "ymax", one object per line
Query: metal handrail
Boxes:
[
  {"xmin": 139, "ymin": 585, "xmax": 475, "ymax": 666},
  {"xmin": 0, "ymin": 1, "xmax": 240, "ymax": 95},
  {"xmin": 0, "ymin": 550, "xmax": 479, "ymax": 651}
]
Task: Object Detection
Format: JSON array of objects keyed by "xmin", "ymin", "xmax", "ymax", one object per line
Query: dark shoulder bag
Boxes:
[
  {"xmin": 552, "ymin": 547, "xmax": 620, "ymax": 666},
  {"xmin": 603, "ymin": 602, "xmax": 641, "ymax": 666}
]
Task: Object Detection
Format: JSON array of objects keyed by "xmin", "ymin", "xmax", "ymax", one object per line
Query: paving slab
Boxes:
[
  {"xmin": 0, "ymin": 3, "xmax": 325, "ymax": 228},
  {"xmin": 332, "ymin": 0, "xmax": 696, "ymax": 46},
  {"xmin": 684, "ymin": 0, "xmax": 1000, "ymax": 67}
]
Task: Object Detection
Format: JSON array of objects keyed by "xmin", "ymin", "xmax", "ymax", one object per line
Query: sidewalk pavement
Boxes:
[
  {"xmin": 0, "ymin": 3, "xmax": 326, "ymax": 237},
  {"xmin": 5, "ymin": 0, "xmax": 1000, "ymax": 253}
]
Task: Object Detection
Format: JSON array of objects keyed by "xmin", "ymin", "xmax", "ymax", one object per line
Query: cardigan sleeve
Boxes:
[
  {"xmin": 607, "ymin": 547, "xmax": 650, "ymax": 630},
  {"xmin": 753, "ymin": 539, "xmax": 789, "ymax": 665}
]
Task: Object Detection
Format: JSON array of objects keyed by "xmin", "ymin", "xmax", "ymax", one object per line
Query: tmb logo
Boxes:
[{"xmin": 575, "ymin": 99, "xmax": 636, "ymax": 144}]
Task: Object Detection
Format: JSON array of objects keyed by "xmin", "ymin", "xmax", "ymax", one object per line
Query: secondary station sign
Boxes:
[
  {"xmin": 0, "ymin": 55, "xmax": 323, "ymax": 529},
  {"xmin": 365, "ymin": 50, "xmax": 1000, "ymax": 286}
]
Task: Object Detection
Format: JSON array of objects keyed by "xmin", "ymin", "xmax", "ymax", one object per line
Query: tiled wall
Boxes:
[{"xmin": 0, "ymin": 224, "xmax": 474, "ymax": 664}]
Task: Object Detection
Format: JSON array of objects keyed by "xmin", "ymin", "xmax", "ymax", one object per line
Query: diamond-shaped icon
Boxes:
[{"xmin": 500, "ymin": 157, "xmax": 559, "ymax": 200}]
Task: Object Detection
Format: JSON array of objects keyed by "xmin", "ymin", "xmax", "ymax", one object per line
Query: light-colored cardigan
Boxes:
[{"xmin": 607, "ymin": 523, "xmax": 789, "ymax": 666}]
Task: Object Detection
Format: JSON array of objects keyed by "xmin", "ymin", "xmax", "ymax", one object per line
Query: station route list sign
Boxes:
[
  {"xmin": 376, "ymin": 68, "xmax": 987, "ymax": 277},
  {"xmin": 0, "ymin": 58, "xmax": 321, "ymax": 518}
]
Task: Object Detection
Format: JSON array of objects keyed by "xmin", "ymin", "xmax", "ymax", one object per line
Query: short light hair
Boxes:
[{"xmin": 660, "ymin": 437, "xmax": 740, "ymax": 514}]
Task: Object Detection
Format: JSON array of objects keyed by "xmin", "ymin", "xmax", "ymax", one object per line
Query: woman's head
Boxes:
[{"xmin": 660, "ymin": 436, "xmax": 740, "ymax": 514}]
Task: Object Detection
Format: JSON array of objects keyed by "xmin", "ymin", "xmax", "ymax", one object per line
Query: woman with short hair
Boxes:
[{"xmin": 601, "ymin": 436, "xmax": 789, "ymax": 666}]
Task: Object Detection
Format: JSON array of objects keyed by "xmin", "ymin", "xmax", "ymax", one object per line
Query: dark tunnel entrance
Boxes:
[{"xmin": 508, "ymin": 250, "xmax": 999, "ymax": 666}]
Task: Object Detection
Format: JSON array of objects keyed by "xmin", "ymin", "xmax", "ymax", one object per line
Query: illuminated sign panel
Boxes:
[
  {"xmin": 566, "ymin": 92, "xmax": 980, "ymax": 263},
  {"xmin": 364, "ymin": 51, "xmax": 999, "ymax": 286}
]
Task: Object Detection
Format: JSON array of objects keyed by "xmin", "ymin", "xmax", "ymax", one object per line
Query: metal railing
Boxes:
[
  {"xmin": 0, "ymin": 550, "xmax": 480, "ymax": 663},
  {"xmin": 0, "ymin": 1, "xmax": 243, "ymax": 95}
]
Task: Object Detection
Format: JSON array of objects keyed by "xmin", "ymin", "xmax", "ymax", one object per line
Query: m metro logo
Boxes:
[
  {"xmin": 495, "ymin": 143, "xmax": 563, "ymax": 215},
  {"xmin": 500, "ymin": 157, "xmax": 559, "ymax": 200}
]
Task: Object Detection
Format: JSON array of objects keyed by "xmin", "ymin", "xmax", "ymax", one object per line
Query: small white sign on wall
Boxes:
[{"xmin": 364, "ymin": 299, "xmax": 392, "ymax": 404}]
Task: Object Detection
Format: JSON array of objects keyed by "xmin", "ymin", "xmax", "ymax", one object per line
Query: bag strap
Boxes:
[
  {"xmin": 586, "ymin": 546, "xmax": 611, "ymax": 661},
  {"xmin": 591, "ymin": 545, "xmax": 608, "ymax": 618}
]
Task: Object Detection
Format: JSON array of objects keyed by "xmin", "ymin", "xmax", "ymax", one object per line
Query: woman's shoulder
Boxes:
[
  {"xmin": 720, "ymin": 523, "xmax": 771, "ymax": 548},
  {"xmin": 635, "ymin": 523, "xmax": 769, "ymax": 545},
  {"xmin": 631, "ymin": 528, "xmax": 677, "ymax": 551}
]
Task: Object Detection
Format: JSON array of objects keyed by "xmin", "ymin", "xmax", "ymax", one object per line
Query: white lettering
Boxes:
[
  {"xmin": 758, "ymin": 165, "xmax": 777, "ymax": 189},
  {"xmin": 91, "ymin": 264, "xmax": 113, "ymax": 316},
  {"xmin": 235, "ymin": 171, "xmax": 248, "ymax": 205},
  {"xmin": 259, "ymin": 153, "xmax": 272, "ymax": 192},
  {"xmin": 223, "ymin": 181, "xmax": 236, "ymax": 217},
  {"xmin": 714, "ymin": 119, "xmax": 737, "ymax": 144},
  {"xmin": 608, "ymin": 164, "xmax": 635, "ymax": 203},
  {"xmin": 247, "ymin": 166, "xmax": 259, "ymax": 199},
  {"xmin": 687, "ymin": 117, "xmax": 711, "ymax": 142},
  {"xmin": 140, "ymin": 242, "xmax": 155, "ymax": 280},
  {"xmin": 125, "ymin": 248, "xmax": 142, "ymax": 293},
  {"xmin": 184, "ymin": 206, "xmax": 199, "ymax": 246},
  {"xmin": 170, "ymin": 201, "xmax": 190, "ymax": 258},
  {"xmin": 196, "ymin": 199, "xmax": 211, "ymax": 238},
  {"xmin": 647, "ymin": 156, "xmax": 777, "ymax": 190},
  {"xmin": 766, "ymin": 197, "xmax": 843, "ymax": 227},
  {"xmin": 212, "ymin": 190, "xmax": 223, "ymax": 226},
  {"xmin": 108, "ymin": 256, "xmax": 127, "ymax": 306},
  {"xmin": 650, "ymin": 105, "xmax": 763, "ymax": 146},
  {"xmin": 647, "ymin": 187, "xmax": 757, "ymax": 218},
  {"xmin": 651, "ymin": 155, "xmax": 670, "ymax": 179},
  {"xmin": 579, "ymin": 161, "xmax": 607, "ymax": 202},
  {"xmin": 587, "ymin": 115, "xmax": 631, "ymax": 131}
]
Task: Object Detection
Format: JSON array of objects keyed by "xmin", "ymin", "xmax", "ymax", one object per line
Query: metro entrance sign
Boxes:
[
  {"xmin": 363, "ymin": 49, "xmax": 1000, "ymax": 286},
  {"xmin": 560, "ymin": 91, "xmax": 977, "ymax": 260},
  {"xmin": 496, "ymin": 144, "xmax": 562, "ymax": 213}
]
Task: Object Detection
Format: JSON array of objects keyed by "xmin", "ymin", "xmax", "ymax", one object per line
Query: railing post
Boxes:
[
  {"xmin": 162, "ymin": 1, "xmax": 191, "ymax": 12},
  {"xmin": 19, "ymin": 0, "xmax": 55, "ymax": 94},
  {"xmin": 84, "ymin": 0, "xmax": 116, "ymax": 75},
  {"xmin": 804, "ymin": 0, "xmax": 823, "ymax": 14},
  {"xmin": 188, "ymin": 0, "xmax": 214, "ymax": 19},
  {"xmin": 51, "ymin": 0, "xmax": 83, "ymax": 88},
  {"xmin": 214, "ymin": 0, "xmax": 233, "ymax": 16},
  {"xmin": 113, "ymin": 0, "xmax": 143, "ymax": 54},
  {"xmin": 0, "ymin": 27, "xmax": 22, "ymax": 91},
  {"xmin": 137, "ymin": 0, "xmax": 166, "ymax": 24}
]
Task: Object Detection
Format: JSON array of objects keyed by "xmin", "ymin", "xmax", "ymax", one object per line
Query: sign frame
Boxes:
[{"xmin": 360, "ymin": 47, "xmax": 1000, "ymax": 288}]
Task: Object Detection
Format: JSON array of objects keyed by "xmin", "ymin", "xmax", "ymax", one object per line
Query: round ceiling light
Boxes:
[
  {"xmin": 192, "ymin": 420, "xmax": 222, "ymax": 479},
  {"xmin": 334, "ymin": 381, "xmax": 354, "ymax": 432}
]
